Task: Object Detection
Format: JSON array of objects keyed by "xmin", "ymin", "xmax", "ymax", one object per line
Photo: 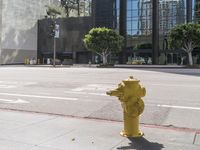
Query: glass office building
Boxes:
[
  {"xmin": 194, "ymin": 0, "xmax": 200, "ymax": 23},
  {"xmin": 38, "ymin": 0, "xmax": 200, "ymax": 65},
  {"xmin": 93, "ymin": 0, "xmax": 200, "ymax": 64}
]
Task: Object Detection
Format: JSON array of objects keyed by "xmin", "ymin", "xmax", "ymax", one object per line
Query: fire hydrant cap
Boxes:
[{"xmin": 123, "ymin": 76, "xmax": 140, "ymax": 83}]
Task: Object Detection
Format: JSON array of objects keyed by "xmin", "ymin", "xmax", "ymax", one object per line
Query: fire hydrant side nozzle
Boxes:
[
  {"xmin": 106, "ymin": 83, "xmax": 124, "ymax": 99},
  {"xmin": 106, "ymin": 76, "xmax": 146, "ymax": 137}
]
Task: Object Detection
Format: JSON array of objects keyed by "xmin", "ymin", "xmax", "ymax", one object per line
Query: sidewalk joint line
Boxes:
[{"xmin": 193, "ymin": 132, "xmax": 198, "ymax": 144}]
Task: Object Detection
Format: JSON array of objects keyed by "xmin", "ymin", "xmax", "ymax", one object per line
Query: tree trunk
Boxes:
[
  {"xmin": 188, "ymin": 52, "xmax": 193, "ymax": 66},
  {"xmin": 102, "ymin": 54, "xmax": 107, "ymax": 65}
]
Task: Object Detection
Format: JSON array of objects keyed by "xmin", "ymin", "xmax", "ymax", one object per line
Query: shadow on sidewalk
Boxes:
[{"xmin": 117, "ymin": 137, "xmax": 164, "ymax": 150}]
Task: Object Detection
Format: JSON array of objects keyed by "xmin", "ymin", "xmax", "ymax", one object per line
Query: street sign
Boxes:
[{"xmin": 54, "ymin": 24, "xmax": 60, "ymax": 38}]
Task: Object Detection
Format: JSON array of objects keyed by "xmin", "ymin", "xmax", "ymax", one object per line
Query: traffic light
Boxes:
[{"xmin": 49, "ymin": 21, "xmax": 55, "ymax": 38}]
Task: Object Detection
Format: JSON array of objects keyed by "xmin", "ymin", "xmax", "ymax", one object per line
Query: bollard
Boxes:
[{"xmin": 106, "ymin": 76, "xmax": 146, "ymax": 137}]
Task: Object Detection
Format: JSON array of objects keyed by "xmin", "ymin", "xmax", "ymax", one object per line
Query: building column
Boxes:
[
  {"xmin": 0, "ymin": 0, "xmax": 2, "ymax": 64},
  {"xmin": 152, "ymin": 0, "xmax": 159, "ymax": 65},
  {"xmin": 91, "ymin": 0, "xmax": 96, "ymax": 27},
  {"xmin": 186, "ymin": 0, "xmax": 192, "ymax": 23},
  {"xmin": 119, "ymin": 0, "xmax": 127, "ymax": 64}
]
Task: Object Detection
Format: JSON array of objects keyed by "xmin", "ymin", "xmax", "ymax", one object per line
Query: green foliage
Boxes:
[
  {"xmin": 60, "ymin": 0, "xmax": 91, "ymax": 17},
  {"xmin": 60, "ymin": 0, "xmax": 77, "ymax": 17},
  {"xmin": 135, "ymin": 43, "xmax": 152, "ymax": 49},
  {"xmin": 168, "ymin": 23, "xmax": 200, "ymax": 50},
  {"xmin": 46, "ymin": 5, "xmax": 65, "ymax": 18},
  {"xmin": 83, "ymin": 27, "xmax": 124, "ymax": 54},
  {"xmin": 168, "ymin": 23, "xmax": 200, "ymax": 65},
  {"xmin": 46, "ymin": 0, "xmax": 91, "ymax": 18}
]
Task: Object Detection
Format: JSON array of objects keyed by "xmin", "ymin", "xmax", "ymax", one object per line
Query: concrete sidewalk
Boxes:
[{"xmin": 0, "ymin": 109, "xmax": 199, "ymax": 150}]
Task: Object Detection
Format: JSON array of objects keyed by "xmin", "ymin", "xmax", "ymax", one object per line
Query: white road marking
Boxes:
[
  {"xmin": 0, "ymin": 85, "xmax": 17, "ymax": 88},
  {"xmin": 146, "ymin": 97, "xmax": 200, "ymax": 102},
  {"xmin": 156, "ymin": 104, "xmax": 200, "ymax": 111},
  {"xmin": 72, "ymin": 88, "xmax": 85, "ymax": 92},
  {"xmin": 0, "ymin": 98, "xmax": 29, "ymax": 104},
  {"xmin": 64, "ymin": 91, "xmax": 107, "ymax": 96},
  {"xmin": 0, "ymin": 81, "xmax": 37, "ymax": 89},
  {"xmin": 89, "ymin": 92, "xmax": 107, "ymax": 96},
  {"xmin": 150, "ymin": 83, "xmax": 200, "ymax": 88},
  {"xmin": 72, "ymin": 84, "xmax": 113, "ymax": 92},
  {"xmin": 0, "ymin": 93, "xmax": 78, "ymax": 101}
]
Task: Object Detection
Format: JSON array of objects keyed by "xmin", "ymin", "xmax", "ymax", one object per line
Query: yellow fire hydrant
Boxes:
[{"xmin": 106, "ymin": 76, "xmax": 146, "ymax": 137}]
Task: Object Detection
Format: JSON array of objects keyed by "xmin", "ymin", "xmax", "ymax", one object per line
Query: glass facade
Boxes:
[
  {"xmin": 92, "ymin": 0, "xmax": 200, "ymax": 64},
  {"xmin": 114, "ymin": 0, "xmax": 120, "ymax": 31},
  {"xmin": 194, "ymin": 0, "xmax": 200, "ymax": 23},
  {"xmin": 124, "ymin": 0, "xmax": 187, "ymax": 49},
  {"xmin": 93, "ymin": 0, "xmax": 116, "ymax": 28},
  {"xmin": 159, "ymin": 0, "xmax": 186, "ymax": 34},
  {"xmin": 126, "ymin": 0, "xmax": 152, "ymax": 48}
]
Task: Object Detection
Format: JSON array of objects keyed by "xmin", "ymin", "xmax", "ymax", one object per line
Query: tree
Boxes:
[
  {"xmin": 168, "ymin": 23, "xmax": 200, "ymax": 65},
  {"xmin": 46, "ymin": 4, "xmax": 65, "ymax": 18},
  {"xmin": 60, "ymin": 0, "xmax": 91, "ymax": 17},
  {"xmin": 135, "ymin": 43, "xmax": 152, "ymax": 49},
  {"xmin": 83, "ymin": 28, "xmax": 124, "ymax": 64},
  {"xmin": 60, "ymin": 0, "xmax": 77, "ymax": 17}
]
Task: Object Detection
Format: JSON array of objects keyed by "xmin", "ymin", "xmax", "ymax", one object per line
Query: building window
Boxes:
[
  {"xmin": 194, "ymin": 0, "xmax": 200, "ymax": 23},
  {"xmin": 126, "ymin": 0, "xmax": 152, "ymax": 48}
]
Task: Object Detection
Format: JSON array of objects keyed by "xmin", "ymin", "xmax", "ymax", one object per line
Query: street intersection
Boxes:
[{"xmin": 0, "ymin": 67, "xmax": 199, "ymax": 131}]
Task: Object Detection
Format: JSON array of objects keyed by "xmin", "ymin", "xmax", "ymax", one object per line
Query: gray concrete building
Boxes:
[
  {"xmin": 38, "ymin": 17, "xmax": 93, "ymax": 64},
  {"xmin": 0, "ymin": 0, "xmax": 58, "ymax": 64}
]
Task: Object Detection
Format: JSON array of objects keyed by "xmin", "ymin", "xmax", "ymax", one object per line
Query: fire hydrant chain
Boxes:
[{"xmin": 106, "ymin": 76, "xmax": 146, "ymax": 137}]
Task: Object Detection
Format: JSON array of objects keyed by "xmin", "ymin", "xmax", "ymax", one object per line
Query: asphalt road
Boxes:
[{"xmin": 0, "ymin": 66, "xmax": 200, "ymax": 130}]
